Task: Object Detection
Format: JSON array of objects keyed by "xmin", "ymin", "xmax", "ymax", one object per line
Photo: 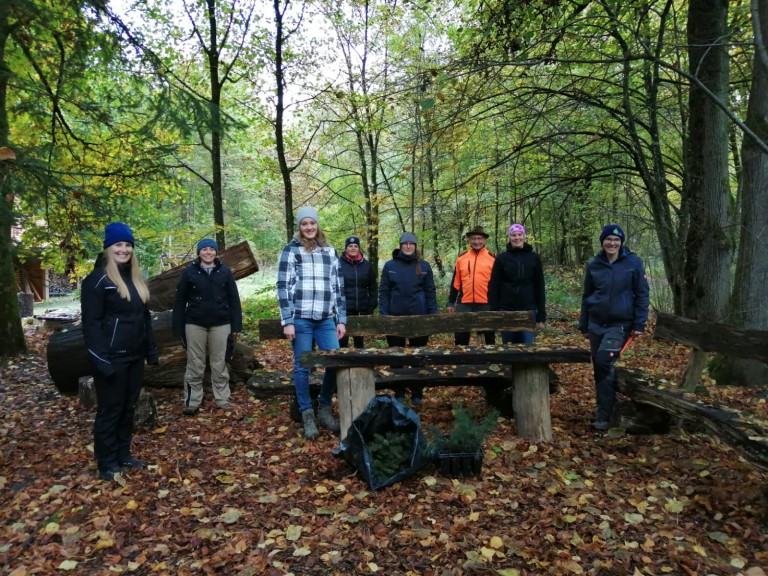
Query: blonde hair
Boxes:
[
  {"xmin": 104, "ymin": 250, "xmax": 150, "ymax": 303},
  {"xmin": 295, "ymin": 228, "xmax": 329, "ymax": 252}
]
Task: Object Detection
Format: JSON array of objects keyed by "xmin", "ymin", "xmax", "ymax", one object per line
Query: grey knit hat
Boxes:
[
  {"xmin": 296, "ymin": 206, "xmax": 320, "ymax": 227},
  {"xmin": 399, "ymin": 232, "xmax": 418, "ymax": 245}
]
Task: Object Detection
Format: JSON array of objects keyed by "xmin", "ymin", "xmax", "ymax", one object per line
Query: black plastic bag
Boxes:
[{"xmin": 336, "ymin": 395, "xmax": 427, "ymax": 490}]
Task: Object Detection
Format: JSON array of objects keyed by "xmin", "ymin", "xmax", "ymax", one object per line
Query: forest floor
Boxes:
[{"xmin": 1, "ymin": 318, "xmax": 767, "ymax": 576}]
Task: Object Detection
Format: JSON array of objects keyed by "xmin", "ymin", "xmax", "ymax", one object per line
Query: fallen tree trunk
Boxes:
[
  {"xmin": 48, "ymin": 242, "xmax": 259, "ymax": 393},
  {"xmin": 617, "ymin": 367, "xmax": 768, "ymax": 471},
  {"xmin": 47, "ymin": 311, "xmax": 256, "ymax": 393},
  {"xmin": 148, "ymin": 241, "xmax": 259, "ymax": 311},
  {"xmin": 655, "ymin": 312, "xmax": 768, "ymax": 363},
  {"xmin": 142, "ymin": 343, "xmax": 258, "ymax": 388}
]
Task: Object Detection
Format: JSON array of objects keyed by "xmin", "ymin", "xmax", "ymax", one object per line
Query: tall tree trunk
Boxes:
[
  {"xmin": 206, "ymin": 0, "xmax": 226, "ymax": 249},
  {"xmin": 682, "ymin": 0, "xmax": 734, "ymax": 320},
  {"xmin": 0, "ymin": 6, "xmax": 26, "ymax": 355},
  {"xmin": 727, "ymin": 0, "xmax": 768, "ymax": 385},
  {"xmin": 273, "ymin": 0, "xmax": 294, "ymax": 243}
]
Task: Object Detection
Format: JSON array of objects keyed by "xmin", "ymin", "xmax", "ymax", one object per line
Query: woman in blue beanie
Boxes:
[
  {"xmin": 172, "ymin": 238, "xmax": 242, "ymax": 415},
  {"xmin": 81, "ymin": 222, "xmax": 158, "ymax": 481},
  {"xmin": 579, "ymin": 224, "xmax": 650, "ymax": 430},
  {"xmin": 379, "ymin": 232, "xmax": 438, "ymax": 405}
]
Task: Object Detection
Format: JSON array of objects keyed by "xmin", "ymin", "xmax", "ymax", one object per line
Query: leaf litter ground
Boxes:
[{"xmin": 1, "ymin": 320, "xmax": 767, "ymax": 575}]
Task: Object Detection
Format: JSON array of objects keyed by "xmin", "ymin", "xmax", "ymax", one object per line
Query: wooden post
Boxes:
[
  {"xmin": 336, "ymin": 367, "xmax": 376, "ymax": 442},
  {"xmin": 512, "ymin": 365, "xmax": 552, "ymax": 442}
]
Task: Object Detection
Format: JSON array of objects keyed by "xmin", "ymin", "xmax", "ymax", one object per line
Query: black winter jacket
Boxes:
[
  {"xmin": 172, "ymin": 258, "xmax": 243, "ymax": 335},
  {"xmin": 379, "ymin": 250, "xmax": 438, "ymax": 316},
  {"xmin": 339, "ymin": 252, "xmax": 378, "ymax": 315},
  {"xmin": 487, "ymin": 243, "xmax": 546, "ymax": 323},
  {"xmin": 81, "ymin": 262, "xmax": 158, "ymax": 377}
]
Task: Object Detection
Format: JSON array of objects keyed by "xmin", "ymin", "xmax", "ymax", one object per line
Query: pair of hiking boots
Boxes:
[{"xmin": 301, "ymin": 406, "xmax": 339, "ymax": 439}]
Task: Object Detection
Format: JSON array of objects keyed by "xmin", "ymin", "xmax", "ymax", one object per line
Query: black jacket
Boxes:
[
  {"xmin": 81, "ymin": 261, "xmax": 158, "ymax": 377},
  {"xmin": 488, "ymin": 243, "xmax": 546, "ymax": 323},
  {"xmin": 339, "ymin": 252, "xmax": 378, "ymax": 315},
  {"xmin": 172, "ymin": 258, "xmax": 243, "ymax": 335}
]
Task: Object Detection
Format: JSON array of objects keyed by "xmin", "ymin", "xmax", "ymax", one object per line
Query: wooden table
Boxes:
[{"xmin": 302, "ymin": 346, "xmax": 591, "ymax": 443}]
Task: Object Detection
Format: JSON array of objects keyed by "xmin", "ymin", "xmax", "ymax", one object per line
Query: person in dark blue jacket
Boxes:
[
  {"xmin": 81, "ymin": 222, "xmax": 158, "ymax": 481},
  {"xmin": 338, "ymin": 236, "xmax": 377, "ymax": 349},
  {"xmin": 579, "ymin": 224, "xmax": 650, "ymax": 430},
  {"xmin": 172, "ymin": 238, "xmax": 243, "ymax": 415},
  {"xmin": 379, "ymin": 232, "xmax": 438, "ymax": 405}
]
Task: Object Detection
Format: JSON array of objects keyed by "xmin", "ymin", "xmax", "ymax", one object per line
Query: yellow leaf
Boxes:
[
  {"xmin": 292, "ymin": 546, "xmax": 311, "ymax": 557},
  {"xmin": 391, "ymin": 512, "xmax": 403, "ymax": 522},
  {"xmin": 624, "ymin": 513, "xmax": 644, "ymax": 524},
  {"xmin": 496, "ymin": 569, "xmax": 521, "ymax": 576},
  {"xmin": 368, "ymin": 562, "xmax": 380, "ymax": 572},
  {"xmin": 58, "ymin": 560, "xmax": 78, "ymax": 571},
  {"xmin": 152, "ymin": 425, "xmax": 168, "ymax": 434},
  {"xmin": 94, "ymin": 536, "xmax": 114, "ymax": 550},
  {"xmin": 664, "ymin": 498, "xmax": 684, "ymax": 514},
  {"xmin": 219, "ymin": 509, "xmax": 242, "ymax": 524},
  {"xmin": 315, "ymin": 485, "xmax": 328, "ymax": 494},
  {"xmin": 125, "ymin": 500, "xmax": 138, "ymax": 510},
  {"xmin": 44, "ymin": 522, "xmax": 60, "ymax": 534},
  {"xmin": 218, "ymin": 448, "xmax": 235, "ymax": 456},
  {"xmin": 692, "ymin": 545, "xmax": 708, "ymax": 557},
  {"xmin": 489, "ymin": 536, "xmax": 503, "ymax": 549},
  {"xmin": 285, "ymin": 525, "xmax": 302, "ymax": 541},
  {"xmin": 216, "ymin": 473, "xmax": 236, "ymax": 484},
  {"xmin": 480, "ymin": 546, "xmax": 496, "ymax": 559},
  {"xmin": 423, "ymin": 476, "xmax": 437, "ymax": 487}
]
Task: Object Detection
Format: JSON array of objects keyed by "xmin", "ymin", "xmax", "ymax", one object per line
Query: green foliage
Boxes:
[
  {"xmin": 368, "ymin": 431, "xmax": 413, "ymax": 480},
  {"xmin": 545, "ymin": 268, "xmax": 583, "ymax": 313},
  {"xmin": 430, "ymin": 404, "xmax": 499, "ymax": 452}
]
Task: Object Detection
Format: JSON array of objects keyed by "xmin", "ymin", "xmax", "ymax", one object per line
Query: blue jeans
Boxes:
[
  {"xmin": 501, "ymin": 310, "xmax": 536, "ymax": 345},
  {"xmin": 292, "ymin": 318, "xmax": 339, "ymax": 412}
]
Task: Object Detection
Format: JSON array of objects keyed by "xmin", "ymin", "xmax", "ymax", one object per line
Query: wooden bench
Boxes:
[
  {"xmin": 617, "ymin": 312, "xmax": 768, "ymax": 471},
  {"xmin": 303, "ymin": 345, "xmax": 590, "ymax": 443}
]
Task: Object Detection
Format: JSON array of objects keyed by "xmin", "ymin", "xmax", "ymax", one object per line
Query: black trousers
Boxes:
[
  {"xmin": 93, "ymin": 358, "xmax": 144, "ymax": 471},
  {"xmin": 386, "ymin": 335, "xmax": 428, "ymax": 399},
  {"xmin": 588, "ymin": 325, "xmax": 630, "ymax": 422}
]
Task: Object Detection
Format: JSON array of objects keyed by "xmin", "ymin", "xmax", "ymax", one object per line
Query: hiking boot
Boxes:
[
  {"xmin": 591, "ymin": 420, "xmax": 610, "ymax": 430},
  {"xmin": 316, "ymin": 406, "xmax": 340, "ymax": 432},
  {"xmin": 182, "ymin": 406, "xmax": 199, "ymax": 416},
  {"xmin": 98, "ymin": 467, "xmax": 122, "ymax": 481},
  {"xmin": 302, "ymin": 409, "xmax": 319, "ymax": 440},
  {"xmin": 216, "ymin": 402, "xmax": 233, "ymax": 412}
]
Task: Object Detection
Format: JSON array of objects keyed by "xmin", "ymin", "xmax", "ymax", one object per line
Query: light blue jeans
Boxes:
[
  {"xmin": 501, "ymin": 310, "xmax": 536, "ymax": 345},
  {"xmin": 292, "ymin": 318, "xmax": 339, "ymax": 412}
]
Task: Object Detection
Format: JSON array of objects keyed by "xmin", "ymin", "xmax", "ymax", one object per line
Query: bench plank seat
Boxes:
[{"xmin": 258, "ymin": 311, "xmax": 535, "ymax": 340}]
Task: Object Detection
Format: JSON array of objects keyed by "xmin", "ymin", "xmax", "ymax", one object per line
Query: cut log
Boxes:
[
  {"xmin": 47, "ymin": 310, "xmax": 256, "ymax": 393},
  {"xmin": 655, "ymin": 311, "xmax": 768, "ymax": 363},
  {"xmin": 258, "ymin": 311, "xmax": 536, "ymax": 340},
  {"xmin": 148, "ymin": 241, "xmax": 259, "ymax": 311},
  {"xmin": 617, "ymin": 367, "xmax": 768, "ymax": 471}
]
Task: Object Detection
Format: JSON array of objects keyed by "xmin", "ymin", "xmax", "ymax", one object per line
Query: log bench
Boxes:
[
  {"xmin": 258, "ymin": 312, "xmax": 564, "ymax": 416},
  {"xmin": 302, "ymin": 345, "xmax": 590, "ymax": 443},
  {"xmin": 616, "ymin": 312, "xmax": 768, "ymax": 472}
]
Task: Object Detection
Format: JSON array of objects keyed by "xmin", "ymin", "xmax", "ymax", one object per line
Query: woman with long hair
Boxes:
[
  {"xmin": 81, "ymin": 222, "xmax": 158, "ymax": 481},
  {"xmin": 277, "ymin": 207, "xmax": 346, "ymax": 439}
]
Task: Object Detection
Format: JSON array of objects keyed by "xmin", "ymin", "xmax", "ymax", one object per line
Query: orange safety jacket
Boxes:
[{"xmin": 449, "ymin": 247, "xmax": 495, "ymax": 305}]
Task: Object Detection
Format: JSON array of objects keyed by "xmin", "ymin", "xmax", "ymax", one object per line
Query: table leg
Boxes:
[
  {"xmin": 336, "ymin": 367, "xmax": 376, "ymax": 441},
  {"xmin": 512, "ymin": 365, "xmax": 552, "ymax": 442}
]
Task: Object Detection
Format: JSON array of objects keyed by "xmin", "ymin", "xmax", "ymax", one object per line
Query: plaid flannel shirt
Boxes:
[{"xmin": 277, "ymin": 239, "xmax": 347, "ymax": 327}]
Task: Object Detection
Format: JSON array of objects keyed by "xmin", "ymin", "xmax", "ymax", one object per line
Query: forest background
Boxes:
[{"xmin": 1, "ymin": 0, "xmax": 767, "ymax": 387}]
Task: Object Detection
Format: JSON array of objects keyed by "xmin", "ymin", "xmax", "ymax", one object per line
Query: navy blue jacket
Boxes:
[
  {"xmin": 81, "ymin": 262, "xmax": 158, "ymax": 377},
  {"xmin": 379, "ymin": 250, "xmax": 438, "ymax": 316},
  {"xmin": 172, "ymin": 258, "xmax": 243, "ymax": 335},
  {"xmin": 339, "ymin": 252, "xmax": 378, "ymax": 315},
  {"xmin": 579, "ymin": 247, "xmax": 650, "ymax": 333},
  {"xmin": 488, "ymin": 243, "xmax": 546, "ymax": 323}
]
